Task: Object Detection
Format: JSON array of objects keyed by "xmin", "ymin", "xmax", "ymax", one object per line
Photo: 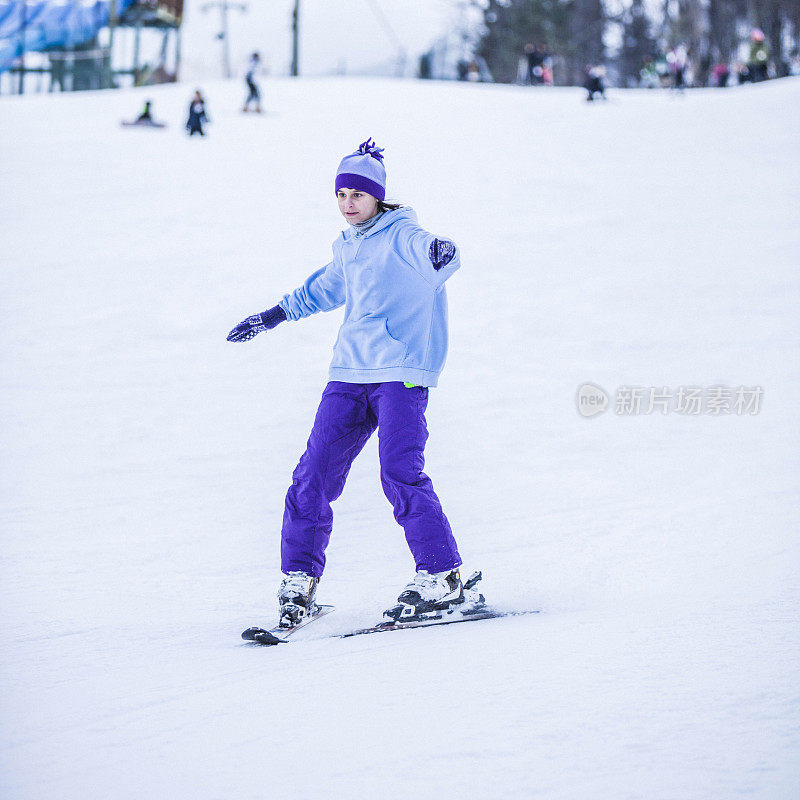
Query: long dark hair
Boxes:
[{"xmin": 378, "ymin": 200, "xmax": 402, "ymax": 212}]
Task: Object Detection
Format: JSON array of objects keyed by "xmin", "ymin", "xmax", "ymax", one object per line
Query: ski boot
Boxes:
[
  {"xmin": 277, "ymin": 571, "xmax": 319, "ymax": 628},
  {"xmin": 383, "ymin": 569, "xmax": 485, "ymax": 622}
]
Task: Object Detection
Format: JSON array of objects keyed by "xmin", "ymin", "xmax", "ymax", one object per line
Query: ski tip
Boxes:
[
  {"xmin": 253, "ymin": 631, "xmax": 287, "ymax": 646},
  {"xmin": 241, "ymin": 604, "xmax": 336, "ymax": 645},
  {"xmin": 241, "ymin": 627, "xmax": 268, "ymax": 641},
  {"xmin": 242, "ymin": 628, "xmax": 288, "ymax": 646}
]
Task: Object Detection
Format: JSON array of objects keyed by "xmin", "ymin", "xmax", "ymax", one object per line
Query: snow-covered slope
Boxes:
[{"xmin": 1, "ymin": 77, "xmax": 799, "ymax": 800}]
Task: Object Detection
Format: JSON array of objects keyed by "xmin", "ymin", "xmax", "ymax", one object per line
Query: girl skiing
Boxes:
[
  {"xmin": 227, "ymin": 139, "xmax": 465, "ymax": 626},
  {"xmin": 186, "ymin": 90, "xmax": 208, "ymax": 136}
]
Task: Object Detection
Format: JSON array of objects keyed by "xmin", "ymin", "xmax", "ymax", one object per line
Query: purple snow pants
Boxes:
[{"xmin": 281, "ymin": 381, "xmax": 461, "ymax": 578}]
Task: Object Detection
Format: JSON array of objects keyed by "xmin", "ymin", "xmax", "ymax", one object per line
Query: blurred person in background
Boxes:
[
  {"xmin": 136, "ymin": 100, "xmax": 153, "ymax": 123},
  {"xmin": 655, "ymin": 52, "xmax": 671, "ymax": 86},
  {"xmin": 736, "ymin": 62, "xmax": 751, "ymax": 83},
  {"xmin": 122, "ymin": 99, "xmax": 164, "ymax": 128},
  {"xmin": 243, "ymin": 51, "xmax": 262, "ymax": 113},
  {"xmin": 697, "ymin": 47, "xmax": 712, "ymax": 87},
  {"xmin": 711, "ymin": 60, "xmax": 730, "ymax": 87},
  {"xmin": 542, "ymin": 56, "xmax": 554, "ymax": 85},
  {"xmin": 419, "ymin": 51, "xmax": 432, "ymax": 80},
  {"xmin": 584, "ymin": 65, "xmax": 606, "ymax": 101},
  {"xmin": 747, "ymin": 29, "xmax": 770, "ymax": 82},
  {"xmin": 186, "ymin": 90, "xmax": 209, "ymax": 136},
  {"xmin": 524, "ymin": 42, "xmax": 547, "ymax": 85},
  {"xmin": 667, "ymin": 44, "xmax": 688, "ymax": 90},
  {"xmin": 639, "ymin": 59, "xmax": 661, "ymax": 88}
]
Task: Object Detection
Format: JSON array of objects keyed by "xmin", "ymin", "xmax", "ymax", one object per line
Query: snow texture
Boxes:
[{"xmin": 1, "ymin": 76, "xmax": 799, "ymax": 800}]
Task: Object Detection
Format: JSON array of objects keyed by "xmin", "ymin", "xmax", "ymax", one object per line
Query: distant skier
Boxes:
[
  {"xmin": 137, "ymin": 100, "xmax": 153, "ymax": 123},
  {"xmin": 227, "ymin": 138, "xmax": 465, "ymax": 627},
  {"xmin": 747, "ymin": 29, "xmax": 770, "ymax": 82},
  {"xmin": 584, "ymin": 65, "xmax": 606, "ymax": 101},
  {"xmin": 121, "ymin": 100, "xmax": 165, "ymax": 129},
  {"xmin": 734, "ymin": 62, "xmax": 747, "ymax": 84},
  {"xmin": 639, "ymin": 60, "xmax": 660, "ymax": 88},
  {"xmin": 186, "ymin": 91, "xmax": 208, "ymax": 136},
  {"xmin": 667, "ymin": 45, "xmax": 688, "ymax": 90},
  {"xmin": 711, "ymin": 61, "xmax": 730, "ymax": 87},
  {"xmin": 243, "ymin": 51, "xmax": 262, "ymax": 113},
  {"xmin": 524, "ymin": 42, "xmax": 547, "ymax": 85}
]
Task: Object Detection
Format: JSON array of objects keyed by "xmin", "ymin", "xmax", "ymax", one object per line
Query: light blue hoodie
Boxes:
[{"xmin": 279, "ymin": 207, "xmax": 460, "ymax": 388}]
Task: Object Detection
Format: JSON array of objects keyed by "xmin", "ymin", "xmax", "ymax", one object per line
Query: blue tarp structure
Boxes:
[{"xmin": 0, "ymin": 0, "xmax": 137, "ymax": 72}]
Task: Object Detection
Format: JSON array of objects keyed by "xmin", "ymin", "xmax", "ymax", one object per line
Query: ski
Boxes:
[
  {"xmin": 241, "ymin": 604, "xmax": 335, "ymax": 646},
  {"xmin": 340, "ymin": 607, "xmax": 538, "ymax": 639},
  {"xmin": 120, "ymin": 121, "xmax": 167, "ymax": 129},
  {"xmin": 240, "ymin": 570, "xmax": 537, "ymax": 646}
]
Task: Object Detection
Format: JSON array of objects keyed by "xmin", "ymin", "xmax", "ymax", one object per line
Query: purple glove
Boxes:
[
  {"xmin": 227, "ymin": 304, "xmax": 287, "ymax": 342},
  {"xmin": 429, "ymin": 238, "xmax": 456, "ymax": 270}
]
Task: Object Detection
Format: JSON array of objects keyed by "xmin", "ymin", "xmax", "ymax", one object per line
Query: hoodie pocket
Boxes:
[{"xmin": 331, "ymin": 317, "xmax": 408, "ymax": 370}]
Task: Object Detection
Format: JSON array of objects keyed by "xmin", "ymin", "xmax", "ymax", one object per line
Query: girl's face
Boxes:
[{"xmin": 337, "ymin": 188, "xmax": 379, "ymax": 224}]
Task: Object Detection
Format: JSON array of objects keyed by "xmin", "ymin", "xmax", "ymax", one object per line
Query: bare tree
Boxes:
[
  {"xmin": 620, "ymin": 0, "xmax": 657, "ymax": 85},
  {"xmin": 476, "ymin": 0, "xmax": 605, "ymax": 85}
]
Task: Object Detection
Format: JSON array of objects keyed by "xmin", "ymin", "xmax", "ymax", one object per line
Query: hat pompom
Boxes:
[{"xmin": 357, "ymin": 138, "xmax": 385, "ymax": 163}]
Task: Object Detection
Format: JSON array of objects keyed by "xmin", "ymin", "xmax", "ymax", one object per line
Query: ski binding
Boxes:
[{"xmin": 382, "ymin": 569, "xmax": 486, "ymax": 623}]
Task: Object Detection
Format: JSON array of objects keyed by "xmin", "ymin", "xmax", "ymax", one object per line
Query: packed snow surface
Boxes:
[{"xmin": 1, "ymin": 77, "xmax": 799, "ymax": 800}]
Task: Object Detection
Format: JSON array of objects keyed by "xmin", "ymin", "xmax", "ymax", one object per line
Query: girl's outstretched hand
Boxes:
[{"xmin": 227, "ymin": 305, "xmax": 287, "ymax": 342}]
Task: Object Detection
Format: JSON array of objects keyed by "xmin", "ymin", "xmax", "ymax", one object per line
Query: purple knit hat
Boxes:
[{"xmin": 335, "ymin": 138, "xmax": 386, "ymax": 201}]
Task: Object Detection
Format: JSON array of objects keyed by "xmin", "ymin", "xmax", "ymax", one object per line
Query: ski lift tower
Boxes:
[{"xmin": 201, "ymin": 0, "xmax": 247, "ymax": 80}]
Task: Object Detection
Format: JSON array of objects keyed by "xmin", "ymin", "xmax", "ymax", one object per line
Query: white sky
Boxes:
[{"xmin": 180, "ymin": 0, "xmax": 470, "ymax": 81}]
